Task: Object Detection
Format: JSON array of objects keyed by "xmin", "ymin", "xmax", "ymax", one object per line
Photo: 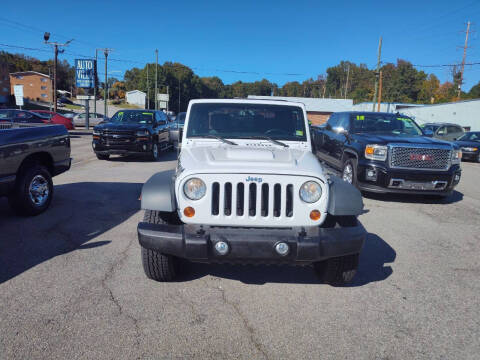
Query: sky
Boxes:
[{"xmin": 1, "ymin": 0, "xmax": 480, "ymax": 91}]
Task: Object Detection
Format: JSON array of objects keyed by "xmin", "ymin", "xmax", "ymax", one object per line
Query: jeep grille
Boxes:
[
  {"xmin": 389, "ymin": 145, "xmax": 451, "ymax": 170},
  {"xmin": 211, "ymin": 182, "xmax": 294, "ymax": 218}
]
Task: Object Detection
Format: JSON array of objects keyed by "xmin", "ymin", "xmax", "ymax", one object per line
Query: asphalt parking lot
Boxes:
[{"xmin": 1, "ymin": 134, "xmax": 479, "ymax": 359}]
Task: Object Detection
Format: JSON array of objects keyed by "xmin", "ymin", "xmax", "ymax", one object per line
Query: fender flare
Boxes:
[
  {"xmin": 327, "ymin": 175, "xmax": 364, "ymax": 216},
  {"xmin": 141, "ymin": 170, "xmax": 176, "ymax": 212}
]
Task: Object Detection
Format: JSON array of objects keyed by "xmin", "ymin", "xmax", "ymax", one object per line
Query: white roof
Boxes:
[
  {"xmin": 10, "ymin": 71, "xmax": 49, "ymax": 78},
  {"xmin": 188, "ymin": 98, "xmax": 307, "ymax": 111},
  {"xmin": 247, "ymin": 95, "xmax": 353, "ymax": 113},
  {"xmin": 126, "ymin": 90, "xmax": 146, "ymax": 95}
]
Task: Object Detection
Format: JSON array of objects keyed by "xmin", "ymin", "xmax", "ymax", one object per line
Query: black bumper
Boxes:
[
  {"xmin": 356, "ymin": 160, "xmax": 461, "ymax": 195},
  {"xmin": 138, "ymin": 222, "xmax": 366, "ymax": 264},
  {"xmin": 92, "ymin": 140, "xmax": 152, "ymax": 156}
]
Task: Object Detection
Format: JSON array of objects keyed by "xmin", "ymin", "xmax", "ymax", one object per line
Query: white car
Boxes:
[
  {"xmin": 73, "ymin": 112, "xmax": 105, "ymax": 127},
  {"xmin": 138, "ymin": 99, "xmax": 366, "ymax": 284}
]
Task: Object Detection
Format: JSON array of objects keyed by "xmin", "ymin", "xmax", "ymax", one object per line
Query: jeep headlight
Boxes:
[
  {"xmin": 299, "ymin": 181, "xmax": 322, "ymax": 203},
  {"xmin": 136, "ymin": 130, "xmax": 149, "ymax": 137},
  {"xmin": 183, "ymin": 178, "xmax": 206, "ymax": 200},
  {"xmin": 365, "ymin": 144, "xmax": 388, "ymax": 161},
  {"xmin": 451, "ymin": 149, "xmax": 462, "ymax": 164}
]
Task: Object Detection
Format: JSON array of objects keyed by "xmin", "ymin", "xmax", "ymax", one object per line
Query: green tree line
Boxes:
[{"xmin": 2, "ymin": 50, "xmax": 479, "ymax": 111}]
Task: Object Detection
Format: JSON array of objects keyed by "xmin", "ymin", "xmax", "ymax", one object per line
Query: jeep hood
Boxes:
[{"xmin": 179, "ymin": 145, "xmax": 325, "ymax": 178}]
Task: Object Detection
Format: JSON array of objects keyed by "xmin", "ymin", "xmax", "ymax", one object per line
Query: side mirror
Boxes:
[{"xmin": 333, "ymin": 126, "xmax": 348, "ymax": 136}]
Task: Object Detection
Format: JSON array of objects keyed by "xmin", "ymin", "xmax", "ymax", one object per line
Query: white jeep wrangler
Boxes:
[{"xmin": 138, "ymin": 99, "xmax": 366, "ymax": 284}]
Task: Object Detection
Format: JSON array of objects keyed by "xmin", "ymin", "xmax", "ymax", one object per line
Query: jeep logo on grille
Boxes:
[
  {"xmin": 410, "ymin": 154, "xmax": 433, "ymax": 161},
  {"xmin": 246, "ymin": 176, "xmax": 263, "ymax": 183}
]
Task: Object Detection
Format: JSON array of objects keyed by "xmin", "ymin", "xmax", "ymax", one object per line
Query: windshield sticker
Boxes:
[
  {"xmin": 142, "ymin": 112, "xmax": 153, "ymax": 116},
  {"xmin": 356, "ymin": 115, "xmax": 365, "ymax": 120},
  {"xmin": 296, "ymin": 130, "xmax": 304, "ymax": 136},
  {"xmin": 397, "ymin": 117, "xmax": 412, "ymax": 122}
]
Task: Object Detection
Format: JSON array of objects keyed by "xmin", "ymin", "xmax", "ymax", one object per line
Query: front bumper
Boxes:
[
  {"xmin": 461, "ymin": 151, "xmax": 478, "ymax": 160},
  {"xmin": 138, "ymin": 222, "xmax": 366, "ymax": 264},
  {"xmin": 356, "ymin": 159, "xmax": 461, "ymax": 195},
  {"xmin": 92, "ymin": 140, "xmax": 152, "ymax": 155}
]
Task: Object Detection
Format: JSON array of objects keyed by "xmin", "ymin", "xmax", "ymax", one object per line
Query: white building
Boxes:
[
  {"xmin": 397, "ymin": 99, "xmax": 480, "ymax": 131},
  {"xmin": 352, "ymin": 102, "xmax": 424, "ymax": 113},
  {"xmin": 247, "ymin": 95, "xmax": 353, "ymax": 125},
  {"xmin": 126, "ymin": 90, "xmax": 146, "ymax": 107}
]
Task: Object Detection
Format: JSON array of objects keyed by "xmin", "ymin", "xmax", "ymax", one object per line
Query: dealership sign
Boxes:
[{"xmin": 75, "ymin": 59, "xmax": 96, "ymax": 88}]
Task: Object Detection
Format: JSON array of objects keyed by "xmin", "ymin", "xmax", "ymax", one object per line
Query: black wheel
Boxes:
[
  {"xmin": 96, "ymin": 153, "xmax": 110, "ymax": 160},
  {"xmin": 150, "ymin": 141, "xmax": 159, "ymax": 161},
  {"xmin": 8, "ymin": 165, "xmax": 53, "ymax": 216},
  {"xmin": 314, "ymin": 254, "xmax": 360, "ymax": 286},
  {"xmin": 141, "ymin": 210, "xmax": 182, "ymax": 281},
  {"xmin": 342, "ymin": 158, "xmax": 357, "ymax": 186}
]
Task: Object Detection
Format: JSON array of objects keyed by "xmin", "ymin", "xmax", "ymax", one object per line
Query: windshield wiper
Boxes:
[
  {"xmin": 189, "ymin": 134, "xmax": 238, "ymax": 145},
  {"xmin": 244, "ymin": 136, "xmax": 289, "ymax": 148}
]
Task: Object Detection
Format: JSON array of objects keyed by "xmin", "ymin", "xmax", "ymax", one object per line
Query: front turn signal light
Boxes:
[
  {"xmin": 184, "ymin": 206, "xmax": 195, "ymax": 218},
  {"xmin": 310, "ymin": 210, "xmax": 321, "ymax": 221}
]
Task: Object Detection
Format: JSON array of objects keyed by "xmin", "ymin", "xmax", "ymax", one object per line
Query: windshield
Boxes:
[
  {"xmin": 352, "ymin": 114, "xmax": 423, "ymax": 136},
  {"xmin": 458, "ymin": 132, "xmax": 480, "ymax": 141},
  {"xmin": 186, "ymin": 103, "xmax": 307, "ymax": 141},
  {"xmin": 110, "ymin": 110, "xmax": 154, "ymax": 124},
  {"xmin": 177, "ymin": 112, "xmax": 186, "ymax": 124},
  {"xmin": 423, "ymin": 124, "xmax": 440, "ymax": 132}
]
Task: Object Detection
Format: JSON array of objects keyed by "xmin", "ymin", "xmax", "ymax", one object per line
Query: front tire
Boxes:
[
  {"xmin": 141, "ymin": 210, "xmax": 181, "ymax": 281},
  {"xmin": 342, "ymin": 158, "xmax": 357, "ymax": 186},
  {"xmin": 8, "ymin": 165, "xmax": 53, "ymax": 216},
  {"xmin": 150, "ymin": 142, "xmax": 159, "ymax": 161},
  {"xmin": 314, "ymin": 254, "xmax": 360, "ymax": 286}
]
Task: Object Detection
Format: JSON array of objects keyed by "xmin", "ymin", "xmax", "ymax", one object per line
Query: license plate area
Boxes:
[{"xmin": 388, "ymin": 178, "xmax": 448, "ymax": 191}]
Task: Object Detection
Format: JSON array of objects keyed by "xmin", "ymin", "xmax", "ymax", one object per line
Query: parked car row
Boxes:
[{"xmin": 0, "ymin": 109, "xmax": 75, "ymax": 130}]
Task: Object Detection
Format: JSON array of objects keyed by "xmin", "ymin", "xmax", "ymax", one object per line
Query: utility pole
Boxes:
[
  {"xmin": 155, "ymin": 49, "xmax": 158, "ymax": 110},
  {"xmin": 167, "ymin": 85, "xmax": 169, "ymax": 113},
  {"xmin": 372, "ymin": 36, "xmax": 382, "ymax": 112},
  {"xmin": 344, "ymin": 64, "xmax": 350, "ymax": 100},
  {"xmin": 458, "ymin": 21, "xmax": 471, "ymax": 99},
  {"xmin": 146, "ymin": 63, "xmax": 149, "ymax": 109},
  {"xmin": 48, "ymin": 66, "xmax": 53, "ymax": 112},
  {"xmin": 44, "ymin": 33, "xmax": 73, "ymax": 113},
  {"xmin": 102, "ymin": 49, "xmax": 113, "ymax": 118},
  {"xmin": 94, "ymin": 49, "xmax": 98, "ymax": 116},
  {"xmin": 178, "ymin": 78, "xmax": 181, "ymax": 113},
  {"xmin": 377, "ymin": 71, "xmax": 383, "ymax": 112}
]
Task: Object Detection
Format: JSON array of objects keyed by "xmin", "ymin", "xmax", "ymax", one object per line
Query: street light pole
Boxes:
[
  {"xmin": 155, "ymin": 49, "xmax": 158, "ymax": 110},
  {"xmin": 44, "ymin": 32, "xmax": 72, "ymax": 113},
  {"xmin": 94, "ymin": 49, "xmax": 98, "ymax": 117},
  {"xmin": 104, "ymin": 50, "xmax": 108, "ymax": 118}
]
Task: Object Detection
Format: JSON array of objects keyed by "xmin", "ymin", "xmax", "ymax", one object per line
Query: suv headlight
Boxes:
[
  {"xmin": 93, "ymin": 130, "xmax": 101, "ymax": 136},
  {"xmin": 183, "ymin": 178, "xmax": 206, "ymax": 200},
  {"xmin": 365, "ymin": 144, "xmax": 388, "ymax": 161},
  {"xmin": 299, "ymin": 181, "xmax": 322, "ymax": 203},
  {"xmin": 136, "ymin": 130, "xmax": 149, "ymax": 137},
  {"xmin": 451, "ymin": 149, "xmax": 462, "ymax": 164}
]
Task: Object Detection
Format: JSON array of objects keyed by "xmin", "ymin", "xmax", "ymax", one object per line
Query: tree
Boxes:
[
  {"xmin": 418, "ymin": 74, "xmax": 440, "ymax": 104},
  {"xmin": 468, "ymin": 81, "xmax": 480, "ymax": 99}
]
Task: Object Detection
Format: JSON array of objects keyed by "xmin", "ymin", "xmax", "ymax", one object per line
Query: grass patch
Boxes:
[{"xmin": 63, "ymin": 104, "xmax": 84, "ymax": 110}]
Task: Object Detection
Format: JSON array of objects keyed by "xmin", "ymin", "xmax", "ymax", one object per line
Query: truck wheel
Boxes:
[
  {"xmin": 96, "ymin": 153, "xmax": 110, "ymax": 160},
  {"xmin": 314, "ymin": 254, "xmax": 359, "ymax": 286},
  {"xmin": 150, "ymin": 142, "xmax": 159, "ymax": 161},
  {"xmin": 342, "ymin": 159, "xmax": 357, "ymax": 186},
  {"xmin": 141, "ymin": 209, "xmax": 181, "ymax": 281},
  {"xmin": 8, "ymin": 165, "xmax": 53, "ymax": 216}
]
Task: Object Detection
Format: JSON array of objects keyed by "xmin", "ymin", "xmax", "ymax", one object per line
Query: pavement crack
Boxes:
[{"xmin": 207, "ymin": 281, "xmax": 270, "ymax": 360}]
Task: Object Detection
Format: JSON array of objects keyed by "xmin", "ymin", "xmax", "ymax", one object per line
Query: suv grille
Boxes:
[
  {"xmin": 211, "ymin": 182, "xmax": 294, "ymax": 218},
  {"xmin": 390, "ymin": 146, "xmax": 451, "ymax": 170}
]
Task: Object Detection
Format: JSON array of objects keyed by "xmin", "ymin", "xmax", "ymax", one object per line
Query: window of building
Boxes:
[
  {"xmin": 41, "ymin": 78, "xmax": 48, "ymax": 83},
  {"xmin": 41, "ymin": 94, "xmax": 48, "ymax": 98},
  {"xmin": 41, "ymin": 86, "xmax": 47, "ymax": 90}
]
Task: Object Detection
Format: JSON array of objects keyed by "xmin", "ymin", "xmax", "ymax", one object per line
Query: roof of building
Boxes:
[
  {"xmin": 247, "ymin": 95, "xmax": 353, "ymax": 112},
  {"xmin": 398, "ymin": 98, "xmax": 480, "ymax": 109},
  {"xmin": 126, "ymin": 90, "xmax": 146, "ymax": 95},
  {"xmin": 10, "ymin": 71, "xmax": 49, "ymax": 78}
]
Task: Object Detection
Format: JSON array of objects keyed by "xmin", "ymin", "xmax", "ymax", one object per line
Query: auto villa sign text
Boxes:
[{"xmin": 75, "ymin": 59, "xmax": 96, "ymax": 88}]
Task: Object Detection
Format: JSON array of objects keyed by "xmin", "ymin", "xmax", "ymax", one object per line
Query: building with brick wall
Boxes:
[
  {"xmin": 247, "ymin": 95, "xmax": 353, "ymax": 125},
  {"xmin": 9, "ymin": 71, "xmax": 52, "ymax": 103},
  {"xmin": 0, "ymin": 63, "xmax": 10, "ymax": 104}
]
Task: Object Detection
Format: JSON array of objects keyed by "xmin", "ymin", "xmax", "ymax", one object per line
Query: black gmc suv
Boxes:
[
  {"xmin": 92, "ymin": 110, "xmax": 171, "ymax": 160},
  {"xmin": 311, "ymin": 112, "xmax": 462, "ymax": 197}
]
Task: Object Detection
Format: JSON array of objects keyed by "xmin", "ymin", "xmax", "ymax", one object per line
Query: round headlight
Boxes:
[
  {"xmin": 183, "ymin": 178, "xmax": 206, "ymax": 200},
  {"xmin": 299, "ymin": 181, "xmax": 322, "ymax": 203}
]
